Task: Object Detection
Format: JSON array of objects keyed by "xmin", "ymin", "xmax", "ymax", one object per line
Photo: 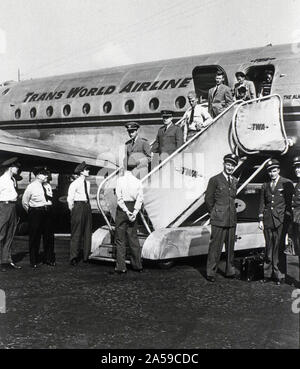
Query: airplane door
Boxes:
[{"xmin": 192, "ymin": 65, "xmax": 229, "ymax": 101}]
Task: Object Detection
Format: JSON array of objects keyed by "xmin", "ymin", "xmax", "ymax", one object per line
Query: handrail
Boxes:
[
  {"xmin": 96, "ymin": 167, "xmax": 121, "ymax": 231},
  {"xmin": 231, "ymin": 94, "xmax": 289, "ymax": 155},
  {"xmin": 141, "ymin": 101, "xmax": 242, "ymax": 185}
]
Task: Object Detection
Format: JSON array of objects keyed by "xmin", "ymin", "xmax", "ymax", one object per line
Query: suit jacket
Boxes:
[
  {"xmin": 208, "ymin": 84, "xmax": 233, "ymax": 118},
  {"xmin": 233, "ymin": 80, "xmax": 256, "ymax": 101},
  {"xmin": 205, "ymin": 172, "xmax": 238, "ymax": 227},
  {"xmin": 292, "ymin": 182, "xmax": 300, "ymax": 223},
  {"xmin": 258, "ymin": 176, "xmax": 294, "ymax": 228},
  {"xmin": 151, "ymin": 123, "xmax": 183, "ymax": 156},
  {"xmin": 125, "ymin": 136, "xmax": 151, "ymax": 168}
]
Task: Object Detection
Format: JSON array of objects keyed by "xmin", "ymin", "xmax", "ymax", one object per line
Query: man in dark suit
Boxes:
[
  {"xmin": 205, "ymin": 154, "xmax": 239, "ymax": 282},
  {"xmin": 151, "ymin": 110, "xmax": 183, "ymax": 160},
  {"xmin": 208, "ymin": 71, "xmax": 233, "ymax": 118},
  {"xmin": 258, "ymin": 159, "xmax": 294, "ymax": 285},
  {"xmin": 124, "ymin": 122, "xmax": 151, "ymax": 179}
]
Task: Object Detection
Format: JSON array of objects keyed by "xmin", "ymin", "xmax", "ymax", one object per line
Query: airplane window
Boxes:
[
  {"xmin": 30, "ymin": 107, "xmax": 36, "ymax": 118},
  {"xmin": 175, "ymin": 96, "xmax": 186, "ymax": 109},
  {"xmin": 103, "ymin": 102, "xmax": 112, "ymax": 114},
  {"xmin": 125, "ymin": 100, "xmax": 134, "ymax": 113},
  {"xmin": 15, "ymin": 109, "xmax": 21, "ymax": 119},
  {"xmin": 82, "ymin": 103, "xmax": 91, "ymax": 115},
  {"xmin": 63, "ymin": 104, "xmax": 71, "ymax": 116},
  {"xmin": 149, "ymin": 98, "xmax": 159, "ymax": 111},
  {"xmin": 46, "ymin": 106, "xmax": 53, "ymax": 117}
]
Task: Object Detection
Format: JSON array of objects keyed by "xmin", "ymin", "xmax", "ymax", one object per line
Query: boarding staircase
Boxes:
[{"xmin": 90, "ymin": 95, "xmax": 289, "ymax": 263}]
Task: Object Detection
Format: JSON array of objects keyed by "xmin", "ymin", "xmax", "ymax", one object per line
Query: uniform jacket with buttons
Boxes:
[
  {"xmin": 151, "ymin": 123, "xmax": 183, "ymax": 156},
  {"xmin": 258, "ymin": 176, "xmax": 294, "ymax": 228},
  {"xmin": 205, "ymin": 172, "xmax": 238, "ymax": 227},
  {"xmin": 292, "ymin": 182, "xmax": 300, "ymax": 223},
  {"xmin": 125, "ymin": 136, "xmax": 151, "ymax": 168}
]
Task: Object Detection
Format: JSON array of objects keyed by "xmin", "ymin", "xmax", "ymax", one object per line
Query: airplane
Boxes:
[{"xmin": 0, "ymin": 42, "xmax": 299, "ymax": 242}]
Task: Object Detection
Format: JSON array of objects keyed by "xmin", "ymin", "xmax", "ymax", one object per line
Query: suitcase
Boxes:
[{"xmin": 240, "ymin": 253, "xmax": 264, "ymax": 282}]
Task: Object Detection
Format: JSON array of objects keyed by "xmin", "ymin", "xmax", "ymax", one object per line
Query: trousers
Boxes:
[
  {"xmin": 114, "ymin": 202, "xmax": 142, "ymax": 271},
  {"xmin": 70, "ymin": 202, "xmax": 92, "ymax": 261},
  {"xmin": 28, "ymin": 206, "xmax": 54, "ymax": 265},
  {"xmin": 206, "ymin": 225, "xmax": 236, "ymax": 277},
  {"xmin": 263, "ymin": 223, "xmax": 287, "ymax": 279},
  {"xmin": 0, "ymin": 203, "xmax": 17, "ymax": 264}
]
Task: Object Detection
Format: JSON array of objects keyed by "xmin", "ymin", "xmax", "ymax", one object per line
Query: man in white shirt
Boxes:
[
  {"xmin": 177, "ymin": 91, "xmax": 213, "ymax": 142},
  {"xmin": 67, "ymin": 161, "xmax": 92, "ymax": 266},
  {"xmin": 0, "ymin": 157, "xmax": 22, "ymax": 272},
  {"xmin": 114, "ymin": 158, "xmax": 143, "ymax": 273},
  {"xmin": 22, "ymin": 167, "xmax": 53, "ymax": 268}
]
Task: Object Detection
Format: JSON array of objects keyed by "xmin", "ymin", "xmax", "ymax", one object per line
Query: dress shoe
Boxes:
[
  {"xmin": 275, "ymin": 278, "xmax": 285, "ymax": 286},
  {"xmin": 9, "ymin": 262, "xmax": 22, "ymax": 270},
  {"xmin": 1, "ymin": 265, "xmax": 7, "ymax": 272},
  {"xmin": 226, "ymin": 274, "xmax": 236, "ymax": 279},
  {"xmin": 31, "ymin": 264, "xmax": 38, "ymax": 269},
  {"xmin": 260, "ymin": 278, "xmax": 271, "ymax": 284},
  {"xmin": 114, "ymin": 269, "xmax": 127, "ymax": 274},
  {"xmin": 133, "ymin": 268, "xmax": 143, "ymax": 273},
  {"xmin": 207, "ymin": 276, "xmax": 216, "ymax": 282},
  {"xmin": 70, "ymin": 259, "xmax": 78, "ymax": 266}
]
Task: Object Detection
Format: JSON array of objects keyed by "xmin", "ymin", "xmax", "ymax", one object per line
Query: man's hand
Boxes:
[
  {"xmin": 128, "ymin": 210, "xmax": 138, "ymax": 222},
  {"xmin": 258, "ymin": 221, "xmax": 264, "ymax": 230},
  {"xmin": 195, "ymin": 122, "xmax": 203, "ymax": 130}
]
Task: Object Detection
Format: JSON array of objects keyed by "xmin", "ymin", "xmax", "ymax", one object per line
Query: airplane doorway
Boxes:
[
  {"xmin": 246, "ymin": 65, "xmax": 275, "ymax": 97},
  {"xmin": 192, "ymin": 65, "xmax": 229, "ymax": 102}
]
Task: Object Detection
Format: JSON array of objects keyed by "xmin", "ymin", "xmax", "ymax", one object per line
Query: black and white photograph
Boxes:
[{"xmin": 0, "ymin": 0, "xmax": 299, "ymax": 353}]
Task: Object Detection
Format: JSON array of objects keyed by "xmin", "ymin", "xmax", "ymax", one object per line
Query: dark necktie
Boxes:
[
  {"xmin": 84, "ymin": 180, "xmax": 90, "ymax": 202},
  {"xmin": 42, "ymin": 184, "xmax": 51, "ymax": 202},
  {"xmin": 189, "ymin": 107, "xmax": 195, "ymax": 126},
  {"xmin": 227, "ymin": 176, "xmax": 231, "ymax": 186},
  {"xmin": 212, "ymin": 85, "xmax": 219, "ymax": 100},
  {"xmin": 271, "ymin": 180, "xmax": 276, "ymax": 192}
]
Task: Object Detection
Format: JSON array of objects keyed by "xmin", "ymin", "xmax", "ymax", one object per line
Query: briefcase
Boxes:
[{"xmin": 240, "ymin": 254, "xmax": 264, "ymax": 282}]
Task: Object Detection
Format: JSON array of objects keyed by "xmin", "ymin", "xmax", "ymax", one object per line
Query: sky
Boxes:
[{"xmin": 0, "ymin": 0, "xmax": 299, "ymax": 82}]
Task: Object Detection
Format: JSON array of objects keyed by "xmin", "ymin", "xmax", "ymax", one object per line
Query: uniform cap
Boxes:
[
  {"xmin": 125, "ymin": 122, "xmax": 140, "ymax": 131},
  {"xmin": 223, "ymin": 153, "xmax": 239, "ymax": 166},
  {"xmin": 74, "ymin": 161, "xmax": 90, "ymax": 174},
  {"xmin": 1, "ymin": 157, "xmax": 21, "ymax": 168},
  {"xmin": 32, "ymin": 166, "xmax": 48, "ymax": 176},
  {"xmin": 265, "ymin": 159, "xmax": 280, "ymax": 171},
  {"xmin": 161, "ymin": 110, "xmax": 174, "ymax": 117},
  {"xmin": 293, "ymin": 156, "xmax": 300, "ymax": 167}
]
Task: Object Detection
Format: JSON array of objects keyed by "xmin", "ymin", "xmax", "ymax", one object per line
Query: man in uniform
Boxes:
[
  {"xmin": 208, "ymin": 71, "xmax": 233, "ymax": 118},
  {"xmin": 258, "ymin": 159, "xmax": 294, "ymax": 285},
  {"xmin": 22, "ymin": 167, "xmax": 54, "ymax": 268},
  {"xmin": 124, "ymin": 122, "xmax": 151, "ymax": 179},
  {"xmin": 151, "ymin": 110, "xmax": 183, "ymax": 161},
  {"xmin": 291, "ymin": 156, "xmax": 300, "ymax": 257},
  {"xmin": 114, "ymin": 158, "xmax": 143, "ymax": 274},
  {"xmin": 67, "ymin": 161, "xmax": 92, "ymax": 266},
  {"xmin": 176, "ymin": 91, "xmax": 212, "ymax": 142},
  {"xmin": 0, "ymin": 157, "xmax": 22, "ymax": 272},
  {"xmin": 205, "ymin": 154, "xmax": 239, "ymax": 282}
]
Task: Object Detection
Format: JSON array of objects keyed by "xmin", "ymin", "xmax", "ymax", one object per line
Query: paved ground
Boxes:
[{"xmin": 0, "ymin": 236, "xmax": 299, "ymax": 349}]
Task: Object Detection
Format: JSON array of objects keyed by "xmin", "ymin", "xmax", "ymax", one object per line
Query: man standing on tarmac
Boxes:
[
  {"xmin": 124, "ymin": 122, "xmax": 151, "ymax": 179},
  {"xmin": 113, "ymin": 158, "xmax": 144, "ymax": 274},
  {"xmin": 290, "ymin": 156, "xmax": 300, "ymax": 257},
  {"xmin": 258, "ymin": 159, "xmax": 294, "ymax": 285},
  {"xmin": 205, "ymin": 154, "xmax": 239, "ymax": 282},
  {"xmin": 67, "ymin": 162, "xmax": 92, "ymax": 266},
  {"xmin": 0, "ymin": 157, "xmax": 22, "ymax": 272},
  {"xmin": 208, "ymin": 71, "xmax": 233, "ymax": 118},
  {"xmin": 22, "ymin": 167, "xmax": 53, "ymax": 268}
]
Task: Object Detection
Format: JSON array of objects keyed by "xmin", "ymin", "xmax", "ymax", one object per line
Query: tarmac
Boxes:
[{"xmin": 0, "ymin": 236, "xmax": 299, "ymax": 349}]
